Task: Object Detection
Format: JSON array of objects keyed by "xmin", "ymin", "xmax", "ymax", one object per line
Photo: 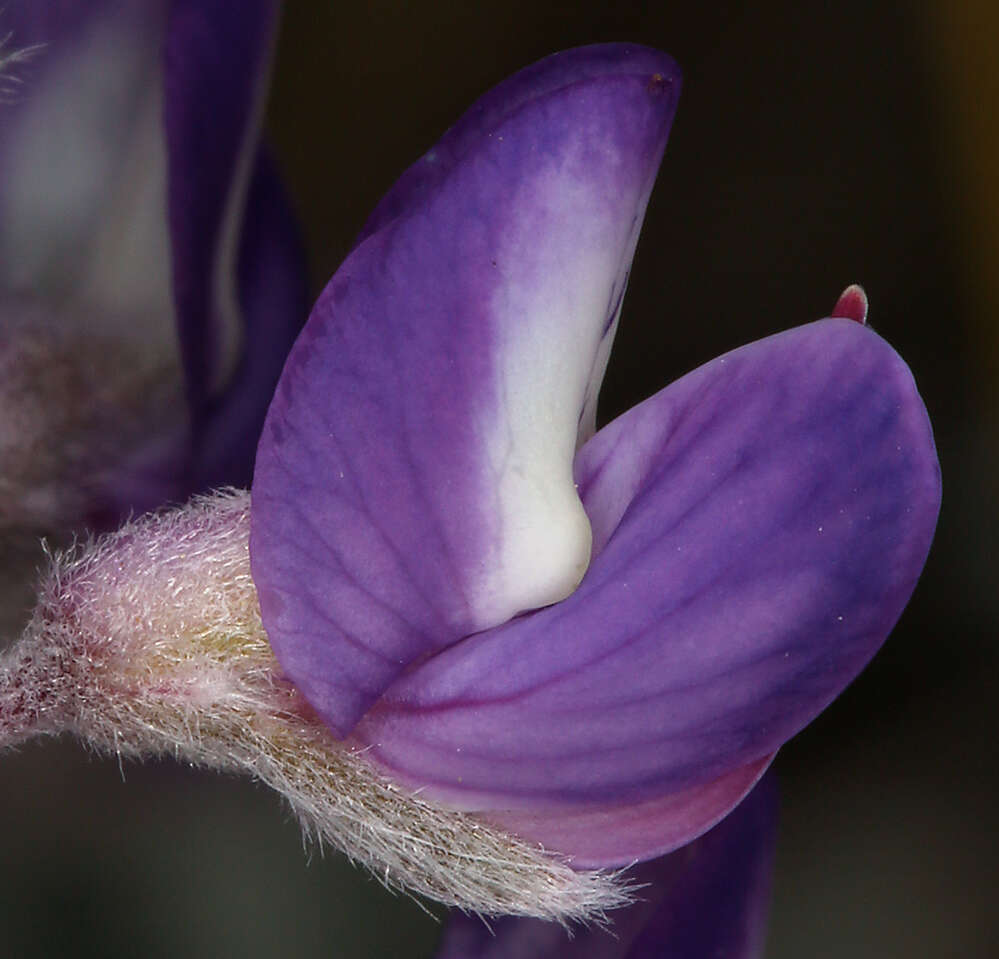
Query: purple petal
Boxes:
[
  {"xmin": 352, "ymin": 319, "xmax": 940, "ymax": 860},
  {"xmin": 436, "ymin": 774, "xmax": 778, "ymax": 959},
  {"xmin": 251, "ymin": 44, "xmax": 681, "ymax": 735},
  {"xmin": 163, "ymin": 0, "xmax": 280, "ymax": 427},
  {"xmin": 0, "ymin": 2, "xmax": 173, "ymax": 324},
  {"xmin": 480, "ymin": 755, "xmax": 772, "ymax": 869},
  {"xmin": 357, "ymin": 44, "xmax": 681, "ymax": 246},
  {"xmin": 190, "ymin": 144, "xmax": 309, "ymax": 491}
]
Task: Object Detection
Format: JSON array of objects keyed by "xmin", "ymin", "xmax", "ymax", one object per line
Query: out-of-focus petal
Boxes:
[
  {"xmin": 0, "ymin": 1, "xmax": 301, "ymax": 530},
  {"xmin": 0, "ymin": 0, "xmax": 307, "ymax": 559},
  {"xmin": 163, "ymin": 0, "xmax": 280, "ymax": 425},
  {"xmin": 436, "ymin": 774, "xmax": 778, "ymax": 959},
  {"xmin": 353, "ymin": 319, "xmax": 940, "ymax": 862},
  {"xmin": 0, "ymin": 1, "xmax": 174, "ymax": 354},
  {"xmin": 251, "ymin": 44, "xmax": 680, "ymax": 735},
  {"xmin": 0, "ymin": 2, "xmax": 181, "ymax": 537},
  {"xmin": 191, "ymin": 145, "xmax": 309, "ymax": 491},
  {"xmin": 357, "ymin": 44, "xmax": 679, "ymax": 250}
]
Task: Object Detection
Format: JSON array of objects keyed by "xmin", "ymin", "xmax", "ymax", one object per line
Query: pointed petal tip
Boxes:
[
  {"xmin": 357, "ymin": 43, "xmax": 681, "ymax": 244},
  {"xmin": 832, "ymin": 283, "xmax": 869, "ymax": 324}
]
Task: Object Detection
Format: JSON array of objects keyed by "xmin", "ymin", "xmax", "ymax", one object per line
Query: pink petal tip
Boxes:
[{"xmin": 831, "ymin": 283, "xmax": 869, "ymax": 324}]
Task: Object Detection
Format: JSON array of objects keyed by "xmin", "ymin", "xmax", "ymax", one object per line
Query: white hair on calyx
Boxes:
[{"xmin": 0, "ymin": 489, "xmax": 633, "ymax": 923}]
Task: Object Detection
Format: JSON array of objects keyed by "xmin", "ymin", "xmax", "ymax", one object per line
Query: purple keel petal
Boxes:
[
  {"xmin": 436, "ymin": 774, "xmax": 777, "ymax": 959},
  {"xmin": 251, "ymin": 45, "xmax": 680, "ymax": 735},
  {"xmin": 353, "ymin": 319, "xmax": 940, "ymax": 859},
  {"xmin": 481, "ymin": 755, "xmax": 772, "ymax": 868},
  {"xmin": 164, "ymin": 0, "xmax": 279, "ymax": 426}
]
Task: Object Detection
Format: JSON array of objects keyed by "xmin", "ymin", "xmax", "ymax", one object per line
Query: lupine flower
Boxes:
[
  {"xmin": 0, "ymin": 0, "xmax": 305, "ymax": 533},
  {"xmin": 249, "ymin": 43, "xmax": 939, "ymax": 866},
  {"xmin": 0, "ymin": 43, "xmax": 940, "ymax": 925}
]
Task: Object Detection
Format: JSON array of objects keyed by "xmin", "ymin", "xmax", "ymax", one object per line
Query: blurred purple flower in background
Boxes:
[
  {"xmin": 0, "ymin": 0, "xmax": 305, "ymax": 533},
  {"xmin": 0, "ymin": 35, "xmax": 941, "ymax": 951}
]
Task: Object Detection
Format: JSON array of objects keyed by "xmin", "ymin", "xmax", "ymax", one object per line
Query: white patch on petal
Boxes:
[
  {"xmin": 475, "ymin": 152, "xmax": 653, "ymax": 622},
  {"xmin": 577, "ymin": 291, "xmax": 625, "ymax": 446},
  {"xmin": 0, "ymin": 9, "xmax": 175, "ymax": 362}
]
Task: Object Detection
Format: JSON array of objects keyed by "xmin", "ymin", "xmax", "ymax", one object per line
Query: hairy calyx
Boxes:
[{"xmin": 0, "ymin": 489, "xmax": 629, "ymax": 922}]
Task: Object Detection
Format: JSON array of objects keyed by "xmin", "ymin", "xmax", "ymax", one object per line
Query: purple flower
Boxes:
[
  {"xmin": 0, "ymin": 41, "xmax": 940, "ymax": 927},
  {"xmin": 249, "ymin": 43, "xmax": 940, "ymax": 867},
  {"xmin": 0, "ymin": 0, "xmax": 305, "ymax": 532}
]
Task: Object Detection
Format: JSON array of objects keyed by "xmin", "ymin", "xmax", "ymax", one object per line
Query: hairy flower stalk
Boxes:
[{"xmin": 0, "ymin": 489, "xmax": 631, "ymax": 922}]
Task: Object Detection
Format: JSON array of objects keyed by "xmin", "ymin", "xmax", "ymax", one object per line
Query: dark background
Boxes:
[{"xmin": 2, "ymin": 1, "xmax": 996, "ymax": 956}]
